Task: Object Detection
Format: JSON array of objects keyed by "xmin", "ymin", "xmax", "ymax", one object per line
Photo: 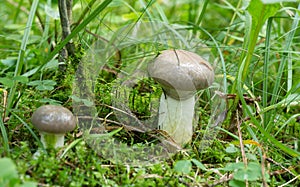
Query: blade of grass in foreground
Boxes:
[
  {"xmin": 0, "ymin": 115, "xmax": 10, "ymax": 157},
  {"xmin": 6, "ymin": 0, "xmax": 39, "ymax": 117},
  {"xmin": 262, "ymin": 18, "xmax": 272, "ymax": 128},
  {"xmin": 229, "ymin": 0, "xmax": 280, "ymax": 124}
]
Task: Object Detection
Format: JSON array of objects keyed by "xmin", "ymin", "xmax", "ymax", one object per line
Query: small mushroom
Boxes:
[
  {"xmin": 31, "ymin": 105, "xmax": 76, "ymax": 149},
  {"xmin": 148, "ymin": 49, "xmax": 214, "ymax": 146}
]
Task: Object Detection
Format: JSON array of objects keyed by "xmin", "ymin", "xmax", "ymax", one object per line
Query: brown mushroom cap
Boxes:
[
  {"xmin": 31, "ymin": 105, "xmax": 76, "ymax": 134},
  {"xmin": 148, "ymin": 49, "xmax": 214, "ymax": 99}
]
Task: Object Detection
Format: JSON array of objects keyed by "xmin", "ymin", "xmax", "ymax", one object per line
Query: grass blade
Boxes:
[
  {"xmin": 10, "ymin": 111, "xmax": 44, "ymax": 150},
  {"xmin": 236, "ymin": 54, "xmax": 300, "ymax": 158},
  {"xmin": 0, "ymin": 116, "xmax": 10, "ymax": 157},
  {"xmin": 267, "ymin": 3, "xmax": 300, "ymax": 131},
  {"xmin": 269, "ymin": 3, "xmax": 300, "ymax": 105},
  {"xmin": 195, "ymin": 0, "xmax": 209, "ymax": 27},
  {"xmin": 229, "ymin": 1, "xmax": 280, "ymax": 122},
  {"xmin": 263, "ymin": 18, "xmax": 273, "ymax": 128}
]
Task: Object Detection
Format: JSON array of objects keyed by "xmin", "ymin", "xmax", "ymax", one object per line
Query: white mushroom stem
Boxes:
[
  {"xmin": 158, "ymin": 94, "xmax": 195, "ymax": 146},
  {"xmin": 40, "ymin": 132, "xmax": 65, "ymax": 149}
]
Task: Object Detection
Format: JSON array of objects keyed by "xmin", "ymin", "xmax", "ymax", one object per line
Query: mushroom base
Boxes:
[
  {"xmin": 158, "ymin": 94, "xmax": 194, "ymax": 146},
  {"xmin": 40, "ymin": 132, "xmax": 65, "ymax": 149}
]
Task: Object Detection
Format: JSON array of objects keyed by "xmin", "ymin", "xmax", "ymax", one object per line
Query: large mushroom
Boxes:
[
  {"xmin": 148, "ymin": 49, "xmax": 214, "ymax": 146},
  {"xmin": 31, "ymin": 105, "xmax": 76, "ymax": 149}
]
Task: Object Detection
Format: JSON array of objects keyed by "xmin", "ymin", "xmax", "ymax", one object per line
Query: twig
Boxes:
[
  {"xmin": 261, "ymin": 148, "xmax": 268, "ymax": 187},
  {"xmin": 58, "ymin": 0, "xmax": 75, "ymax": 63},
  {"xmin": 278, "ymin": 175, "xmax": 300, "ymax": 187},
  {"xmin": 102, "ymin": 103, "xmax": 149, "ymax": 131},
  {"xmin": 205, "ymin": 172, "xmax": 234, "ymax": 187},
  {"xmin": 1, "ymin": 89, "xmax": 8, "ymax": 121},
  {"xmin": 236, "ymin": 110, "xmax": 248, "ymax": 187},
  {"xmin": 266, "ymin": 157, "xmax": 296, "ymax": 176},
  {"xmin": 66, "ymin": 0, "xmax": 73, "ymax": 22},
  {"xmin": 77, "ymin": 114, "xmax": 182, "ymax": 151}
]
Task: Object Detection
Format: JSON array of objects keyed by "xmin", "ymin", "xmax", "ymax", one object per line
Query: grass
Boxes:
[{"xmin": 0, "ymin": 0, "xmax": 300, "ymax": 186}]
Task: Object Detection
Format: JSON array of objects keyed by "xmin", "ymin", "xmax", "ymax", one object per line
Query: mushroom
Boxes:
[
  {"xmin": 148, "ymin": 49, "xmax": 214, "ymax": 146},
  {"xmin": 31, "ymin": 105, "xmax": 76, "ymax": 149}
]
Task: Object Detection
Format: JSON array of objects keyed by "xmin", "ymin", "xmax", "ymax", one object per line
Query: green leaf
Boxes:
[
  {"xmin": 0, "ymin": 75, "xmax": 28, "ymax": 88},
  {"xmin": 83, "ymin": 99, "xmax": 94, "ymax": 107},
  {"xmin": 191, "ymin": 159, "xmax": 207, "ymax": 171},
  {"xmin": 27, "ymin": 80, "xmax": 56, "ymax": 90},
  {"xmin": 0, "ymin": 158, "xmax": 18, "ymax": 179},
  {"xmin": 243, "ymin": 0, "xmax": 280, "ymax": 58},
  {"xmin": 0, "ymin": 78, "xmax": 14, "ymax": 87},
  {"xmin": 42, "ymin": 59, "xmax": 59, "ymax": 70},
  {"xmin": 0, "ymin": 158, "xmax": 37, "ymax": 187},
  {"xmin": 13, "ymin": 76, "xmax": 29, "ymax": 84},
  {"xmin": 246, "ymin": 153, "xmax": 258, "ymax": 161},
  {"xmin": 0, "ymin": 58, "xmax": 17, "ymax": 67},
  {"xmin": 70, "ymin": 95, "xmax": 94, "ymax": 107},
  {"xmin": 229, "ymin": 179, "xmax": 246, "ymax": 187},
  {"xmin": 174, "ymin": 160, "xmax": 192, "ymax": 174},
  {"xmin": 27, "ymin": 80, "xmax": 42, "ymax": 86},
  {"xmin": 36, "ymin": 85, "xmax": 54, "ymax": 91},
  {"xmin": 233, "ymin": 162, "xmax": 262, "ymax": 181},
  {"xmin": 42, "ymin": 80, "xmax": 57, "ymax": 86},
  {"xmin": 223, "ymin": 162, "xmax": 245, "ymax": 171},
  {"xmin": 22, "ymin": 67, "xmax": 39, "ymax": 77},
  {"xmin": 70, "ymin": 95, "xmax": 82, "ymax": 102},
  {"xmin": 225, "ymin": 144, "xmax": 238, "ymax": 153},
  {"xmin": 245, "ymin": 0, "xmax": 280, "ymax": 52},
  {"xmin": 247, "ymin": 0, "xmax": 280, "ymax": 25}
]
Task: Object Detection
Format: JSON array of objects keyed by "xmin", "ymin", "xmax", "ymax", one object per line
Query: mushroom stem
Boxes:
[
  {"xmin": 158, "ymin": 94, "xmax": 195, "ymax": 146},
  {"xmin": 40, "ymin": 132, "xmax": 65, "ymax": 149}
]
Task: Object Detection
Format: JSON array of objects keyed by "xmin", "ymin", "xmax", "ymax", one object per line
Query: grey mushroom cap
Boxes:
[
  {"xmin": 148, "ymin": 49, "xmax": 214, "ymax": 99},
  {"xmin": 31, "ymin": 105, "xmax": 76, "ymax": 134}
]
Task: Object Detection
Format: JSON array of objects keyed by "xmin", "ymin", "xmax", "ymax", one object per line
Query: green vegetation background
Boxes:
[{"xmin": 0, "ymin": 0, "xmax": 299, "ymax": 186}]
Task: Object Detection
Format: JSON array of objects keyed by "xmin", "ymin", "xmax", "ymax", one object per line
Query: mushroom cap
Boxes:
[
  {"xmin": 148, "ymin": 49, "xmax": 214, "ymax": 99},
  {"xmin": 31, "ymin": 105, "xmax": 76, "ymax": 134}
]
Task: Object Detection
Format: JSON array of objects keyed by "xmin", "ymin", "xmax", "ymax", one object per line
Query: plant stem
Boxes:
[{"xmin": 58, "ymin": 0, "xmax": 75, "ymax": 60}]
